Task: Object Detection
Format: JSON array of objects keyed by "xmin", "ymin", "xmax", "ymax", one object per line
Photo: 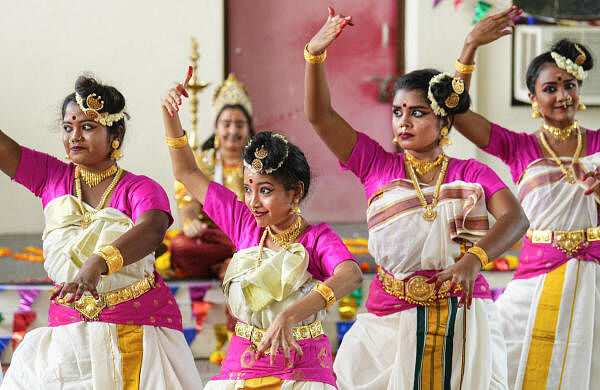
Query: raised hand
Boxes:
[
  {"xmin": 49, "ymin": 255, "xmax": 107, "ymax": 303},
  {"xmin": 307, "ymin": 7, "xmax": 353, "ymax": 56},
  {"xmin": 427, "ymin": 253, "xmax": 482, "ymax": 310},
  {"xmin": 161, "ymin": 66, "xmax": 193, "ymax": 117},
  {"xmin": 465, "ymin": 5, "xmax": 522, "ymax": 48}
]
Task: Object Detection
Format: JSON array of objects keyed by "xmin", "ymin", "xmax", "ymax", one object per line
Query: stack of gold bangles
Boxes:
[
  {"xmin": 166, "ymin": 131, "xmax": 189, "ymax": 149},
  {"xmin": 95, "ymin": 245, "xmax": 124, "ymax": 276},
  {"xmin": 304, "ymin": 43, "xmax": 327, "ymax": 64},
  {"xmin": 455, "ymin": 59, "xmax": 476, "ymax": 74},
  {"xmin": 467, "ymin": 246, "xmax": 488, "ymax": 268}
]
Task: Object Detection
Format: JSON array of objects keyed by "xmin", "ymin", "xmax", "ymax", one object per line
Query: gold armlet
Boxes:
[
  {"xmin": 304, "ymin": 43, "xmax": 327, "ymax": 64},
  {"xmin": 467, "ymin": 246, "xmax": 489, "ymax": 268},
  {"xmin": 312, "ymin": 283, "xmax": 336, "ymax": 309},
  {"xmin": 166, "ymin": 131, "xmax": 189, "ymax": 149},
  {"xmin": 95, "ymin": 245, "xmax": 124, "ymax": 276},
  {"xmin": 455, "ymin": 59, "xmax": 476, "ymax": 74}
]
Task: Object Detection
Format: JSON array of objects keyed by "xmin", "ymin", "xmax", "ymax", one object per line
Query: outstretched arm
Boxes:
[
  {"xmin": 453, "ymin": 6, "xmax": 522, "ymax": 148},
  {"xmin": 304, "ymin": 7, "xmax": 357, "ymax": 164},
  {"xmin": 161, "ymin": 66, "xmax": 212, "ymax": 204},
  {"xmin": 0, "ymin": 130, "xmax": 23, "ymax": 179}
]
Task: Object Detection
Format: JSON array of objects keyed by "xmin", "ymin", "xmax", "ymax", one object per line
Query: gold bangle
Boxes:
[
  {"xmin": 455, "ymin": 59, "xmax": 476, "ymax": 74},
  {"xmin": 304, "ymin": 43, "xmax": 327, "ymax": 64},
  {"xmin": 467, "ymin": 246, "xmax": 488, "ymax": 268},
  {"xmin": 95, "ymin": 245, "xmax": 124, "ymax": 276},
  {"xmin": 312, "ymin": 283, "xmax": 336, "ymax": 309},
  {"xmin": 166, "ymin": 131, "xmax": 189, "ymax": 149}
]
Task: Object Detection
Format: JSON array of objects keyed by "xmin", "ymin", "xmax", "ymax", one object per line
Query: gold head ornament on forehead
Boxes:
[{"xmin": 75, "ymin": 92, "xmax": 127, "ymax": 126}]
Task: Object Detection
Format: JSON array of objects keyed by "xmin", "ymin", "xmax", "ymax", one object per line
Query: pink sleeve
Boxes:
[
  {"xmin": 203, "ymin": 181, "xmax": 257, "ymax": 248},
  {"xmin": 13, "ymin": 146, "xmax": 72, "ymax": 206},
  {"xmin": 463, "ymin": 159, "xmax": 509, "ymax": 203},
  {"xmin": 481, "ymin": 123, "xmax": 541, "ymax": 183},
  {"xmin": 339, "ymin": 131, "xmax": 404, "ymax": 199},
  {"xmin": 586, "ymin": 129, "xmax": 600, "ymax": 155},
  {"xmin": 125, "ymin": 176, "xmax": 173, "ymax": 226}
]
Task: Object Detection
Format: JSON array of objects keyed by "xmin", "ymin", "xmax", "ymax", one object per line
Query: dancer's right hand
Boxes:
[
  {"xmin": 306, "ymin": 7, "xmax": 353, "ymax": 56},
  {"xmin": 183, "ymin": 218, "xmax": 207, "ymax": 238},
  {"xmin": 465, "ymin": 5, "xmax": 522, "ymax": 48},
  {"xmin": 161, "ymin": 66, "xmax": 193, "ymax": 117}
]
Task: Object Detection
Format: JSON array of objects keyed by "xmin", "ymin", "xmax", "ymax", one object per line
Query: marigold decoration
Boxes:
[
  {"xmin": 359, "ymin": 262, "xmax": 371, "ymax": 273},
  {"xmin": 342, "ymin": 237, "xmax": 370, "ymax": 255},
  {"xmin": 0, "ymin": 248, "xmax": 12, "ymax": 257},
  {"xmin": 209, "ymin": 324, "xmax": 231, "ymax": 365},
  {"xmin": 482, "ymin": 254, "xmax": 520, "ymax": 271}
]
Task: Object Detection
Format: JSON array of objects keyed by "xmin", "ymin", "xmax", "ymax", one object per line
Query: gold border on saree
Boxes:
[
  {"xmin": 377, "ymin": 266, "xmax": 459, "ymax": 306},
  {"xmin": 54, "ymin": 273, "xmax": 156, "ymax": 321},
  {"xmin": 235, "ymin": 320, "xmax": 324, "ymax": 351},
  {"xmin": 526, "ymin": 227, "xmax": 600, "ymax": 256}
]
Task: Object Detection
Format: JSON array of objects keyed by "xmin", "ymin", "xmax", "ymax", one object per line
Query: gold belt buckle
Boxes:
[
  {"xmin": 528, "ymin": 229, "xmax": 552, "ymax": 244},
  {"xmin": 553, "ymin": 230, "xmax": 586, "ymax": 256},
  {"xmin": 73, "ymin": 296, "xmax": 106, "ymax": 321},
  {"xmin": 405, "ymin": 275, "xmax": 435, "ymax": 304},
  {"xmin": 587, "ymin": 227, "xmax": 600, "ymax": 242}
]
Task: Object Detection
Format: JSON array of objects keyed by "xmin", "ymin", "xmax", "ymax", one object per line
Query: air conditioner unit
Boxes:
[{"xmin": 513, "ymin": 25, "xmax": 600, "ymax": 105}]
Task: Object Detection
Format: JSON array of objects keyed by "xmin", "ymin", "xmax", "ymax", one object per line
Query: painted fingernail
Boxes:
[
  {"xmin": 187, "ymin": 65, "xmax": 193, "ymax": 77},
  {"xmin": 328, "ymin": 6, "xmax": 334, "ymax": 16},
  {"xmin": 347, "ymin": 21, "xmax": 354, "ymax": 26},
  {"xmin": 182, "ymin": 91, "xmax": 189, "ymax": 97},
  {"xmin": 170, "ymin": 112, "xmax": 174, "ymax": 117}
]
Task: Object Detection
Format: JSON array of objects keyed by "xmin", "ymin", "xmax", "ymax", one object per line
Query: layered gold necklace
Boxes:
[
  {"xmin": 539, "ymin": 123, "xmax": 582, "ymax": 184},
  {"xmin": 406, "ymin": 154, "xmax": 449, "ymax": 221},
  {"xmin": 78, "ymin": 164, "xmax": 118, "ymax": 187},
  {"xmin": 542, "ymin": 120, "xmax": 578, "ymax": 142},
  {"xmin": 75, "ymin": 166, "xmax": 124, "ymax": 228},
  {"xmin": 256, "ymin": 215, "xmax": 304, "ymax": 264},
  {"xmin": 405, "ymin": 152, "xmax": 445, "ymax": 176}
]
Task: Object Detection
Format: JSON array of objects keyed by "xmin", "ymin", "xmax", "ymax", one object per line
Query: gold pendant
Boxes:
[
  {"xmin": 566, "ymin": 170, "xmax": 576, "ymax": 184},
  {"xmin": 81, "ymin": 212, "xmax": 93, "ymax": 229},
  {"xmin": 423, "ymin": 207, "xmax": 437, "ymax": 221}
]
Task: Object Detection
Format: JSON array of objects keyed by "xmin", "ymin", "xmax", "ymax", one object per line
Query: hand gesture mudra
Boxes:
[
  {"xmin": 466, "ymin": 5, "xmax": 522, "ymax": 47},
  {"xmin": 427, "ymin": 253, "xmax": 482, "ymax": 310},
  {"xmin": 49, "ymin": 255, "xmax": 107, "ymax": 303},
  {"xmin": 307, "ymin": 7, "xmax": 353, "ymax": 56},
  {"xmin": 161, "ymin": 66, "xmax": 193, "ymax": 117}
]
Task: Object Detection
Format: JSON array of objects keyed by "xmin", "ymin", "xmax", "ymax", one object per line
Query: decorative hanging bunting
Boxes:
[
  {"xmin": 192, "ymin": 301, "xmax": 212, "ymax": 332},
  {"xmin": 473, "ymin": 1, "xmax": 492, "ymax": 24},
  {"xmin": 169, "ymin": 286, "xmax": 179, "ymax": 297},
  {"xmin": 336, "ymin": 321, "xmax": 354, "ymax": 348},
  {"xmin": 183, "ymin": 327, "xmax": 198, "ymax": 346},
  {"xmin": 454, "ymin": 0, "xmax": 465, "ymax": 7},
  {"xmin": 18, "ymin": 288, "xmax": 39, "ymax": 312},
  {"xmin": 0, "ymin": 336, "xmax": 11, "ymax": 356},
  {"xmin": 433, "ymin": 0, "xmax": 443, "ymax": 7},
  {"xmin": 12, "ymin": 312, "xmax": 36, "ymax": 348}
]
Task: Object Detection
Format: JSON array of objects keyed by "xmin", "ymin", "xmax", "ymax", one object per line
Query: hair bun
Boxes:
[
  {"xmin": 552, "ymin": 39, "xmax": 594, "ymax": 71},
  {"xmin": 428, "ymin": 72, "xmax": 471, "ymax": 116},
  {"xmin": 74, "ymin": 75, "xmax": 126, "ymax": 115}
]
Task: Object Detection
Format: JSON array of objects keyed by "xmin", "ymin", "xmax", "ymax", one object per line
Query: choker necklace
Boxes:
[
  {"xmin": 267, "ymin": 216, "xmax": 304, "ymax": 248},
  {"xmin": 407, "ymin": 155, "xmax": 449, "ymax": 221},
  {"xmin": 77, "ymin": 164, "xmax": 118, "ymax": 187},
  {"xmin": 539, "ymin": 123, "xmax": 582, "ymax": 184},
  {"xmin": 75, "ymin": 166, "xmax": 123, "ymax": 228},
  {"xmin": 405, "ymin": 152, "xmax": 445, "ymax": 176},
  {"xmin": 542, "ymin": 121, "xmax": 578, "ymax": 142}
]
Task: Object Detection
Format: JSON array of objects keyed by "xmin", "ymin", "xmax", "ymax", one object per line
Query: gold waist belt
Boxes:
[
  {"xmin": 54, "ymin": 273, "xmax": 156, "ymax": 321},
  {"xmin": 235, "ymin": 320, "xmax": 324, "ymax": 350},
  {"xmin": 377, "ymin": 266, "xmax": 459, "ymax": 306},
  {"xmin": 526, "ymin": 227, "xmax": 600, "ymax": 256}
]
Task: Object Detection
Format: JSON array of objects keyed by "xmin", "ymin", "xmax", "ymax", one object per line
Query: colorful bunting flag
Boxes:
[
  {"xmin": 0, "ymin": 336, "xmax": 11, "ymax": 355},
  {"xmin": 433, "ymin": 0, "xmax": 443, "ymax": 7},
  {"xmin": 183, "ymin": 327, "xmax": 198, "ymax": 346},
  {"xmin": 12, "ymin": 312, "xmax": 36, "ymax": 348},
  {"xmin": 473, "ymin": 1, "xmax": 492, "ymax": 24}
]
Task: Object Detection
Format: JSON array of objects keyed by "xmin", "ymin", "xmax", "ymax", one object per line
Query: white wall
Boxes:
[
  {"xmin": 405, "ymin": 0, "xmax": 600, "ymax": 189},
  {"xmin": 0, "ymin": 0, "xmax": 224, "ymax": 234}
]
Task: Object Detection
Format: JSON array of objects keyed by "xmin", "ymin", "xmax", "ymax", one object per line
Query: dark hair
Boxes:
[
  {"xmin": 201, "ymin": 104, "xmax": 255, "ymax": 151},
  {"xmin": 392, "ymin": 69, "xmax": 471, "ymax": 122},
  {"xmin": 526, "ymin": 39, "xmax": 594, "ymax": 94},
  {"xmin": 61, "ymin": 75, "xmax": 129, "ymax": 148},
  {"xmin": 243, "ymin": 131, "xmax": 310, "ymax": 200}
]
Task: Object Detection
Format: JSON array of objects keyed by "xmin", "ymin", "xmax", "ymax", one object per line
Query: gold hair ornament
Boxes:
[
  {"xmin": 243, "ymin": 133, "xmax": 289, "ymax": 175},
  {"xmin": 75, "ymin": 93, "xmax": 127, "ymax": 127},
  {"xmin": 550, "ymin": 51, "xmax": 586, "ymax": 81},
  {"xmin": 427, "ymin": 73, "xmax": 452, "ymax": 117},
  {"xmin": 573, "ymin": 44, "xmax": 587, "ymax": 66},
  {"xmin": 304, "ymin": 43, "xmax": 327, "ymax": 64},
  {"xmin": 444, "ymin": 77, "xmax": 465, "ymax": 109}
]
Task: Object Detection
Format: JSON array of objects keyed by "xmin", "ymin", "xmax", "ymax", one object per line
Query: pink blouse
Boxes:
[
  {"xmin": 341, "ymin": 131, "xmax": 508, "ymax": 203},
  {"xmin": 483, "ymin": 123, "xmax": 600, "ymax": 183},
  {"xmin": 13, "ymin": 147, "xmax": 173, "ymax": 225},
  {"xmin": 203, "ymin": 182, "xmax": 356, "ymax": 281}
]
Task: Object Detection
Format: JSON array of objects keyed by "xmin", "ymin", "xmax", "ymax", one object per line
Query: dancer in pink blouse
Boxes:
[
  {"xmin": 304, "ymin": 7, "xmax": 529, "ymax": 389},
  {"xmin": 0, "ymin": 76, "xmax": 200, "ymax": 389},
  {"xmin": 453, "ymin": 8, "xmax": 600, "ymax": 390},
  {"xmin": 161, "ymin": 67, "xmax": 362, "ymax": 390}
]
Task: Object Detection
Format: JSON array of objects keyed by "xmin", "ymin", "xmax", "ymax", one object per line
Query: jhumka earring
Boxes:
[
  {"xmin": 578, "ymin": 96, "xmax": 587, "ymax": 111},
  {"xmin": 531, "ymin": 102, "xmax": 542, "ymax": 119},
  {"xmin": 439, "ymin": 127, "xmax": 451, "ymax": 147},
  {"xmin": 110, "ymin": 139, "xmax": 123, "ymax": 160},
  {"xmin": 65, "ymin": 154, "xmax": 70, "ymax": 160},
  {"xmin": 290, "ymin": 198, "xmax": 301, "ymax": 216},
  {"xmin": 214, "ymin": 135, "xmax": 220, "ymax": 150},
  {"xmin": 392, "ymin": 137, "xmax": 398, "ymax": 145}
]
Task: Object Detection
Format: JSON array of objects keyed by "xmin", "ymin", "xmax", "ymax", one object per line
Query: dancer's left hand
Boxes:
[
  {"xmin": 49, "ymin": 255, "xmax": 106, "ymax": 302},
  {"xmin": 583, "ymin": 168, "xmax": 600, "ymax": 196},
  {"xmin": 256, "ymin": 311, "xmax": 303, "ymax": 367},
  {"xmin": 427, "ymin": 253, "xmax": 481, "ymax": 310}
]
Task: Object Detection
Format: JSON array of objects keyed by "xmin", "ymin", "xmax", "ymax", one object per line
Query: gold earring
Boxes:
[
  {"xmin": 110, "ymin": 139, "xmax": 123, "ymax": 160},
  {"xmin": 65, "ymin": 154, "xmax": 70, "ymax": 160},
  {"xmin": 531, "ymin": 102, "xmax": 542, "ymax": 119},
  {"xmin": 112, "ymin": 139, "xmax": 120, "ymax": 149},
  {"xmin": 392, "ymin": 137, "xmax": 398, "ymax": 144},
  {"xmin": 578, "ymin": 96, "xmax": 586, "ymax": 111},
  {"xmin": 290, "ymin": 198, "xmax": 301, "ymax": 216},
  {"xmin": 214, "ymin": 135, "xmax": 220, "ymax": 150},
  {"xmin": 439, "ymin": 127, "xmax": 451, "ymax": 147}
]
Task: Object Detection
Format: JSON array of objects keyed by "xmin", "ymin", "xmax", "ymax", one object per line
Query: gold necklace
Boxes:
[
  {"xmin": 542, "ymin": 120, "xmax": 578, "ymax": 142},
  {"xmin": 267, "ymin": 216, "xmax": 304, "ymax": 248},
  {"xmin": 75, "ymin": 166, "xmax": 123, "ymax": 228},
  {"xmin": 405, "ymin": 152, "xmax": 445, "ymax": 176},
  {"xmin": 77, "ymin": 164, "xmax": 118, "ymax": 187},
  {"xmin": 539, "ymin": 124, "xmax": 582, "ymax": 184},
  {"xmin": 406, "ymin": 155, "xmax": 449, "ymax": 221}
]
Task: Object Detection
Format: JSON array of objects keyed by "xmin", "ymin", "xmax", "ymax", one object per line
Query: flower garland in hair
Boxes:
[
  {"xmin": 243, "ymin": 133, "xmax": 290, "ymax": 174},
  {"xmin": 550, "ymin": 52, "xmax": 587, "ymax": 81},
  {"xmin": 75, "ymin": 93, "xmax": 127, "ymax": 127},
  {"xmin": 427, "ymin": 73, "xmax": 452, "ymax": 117}
]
